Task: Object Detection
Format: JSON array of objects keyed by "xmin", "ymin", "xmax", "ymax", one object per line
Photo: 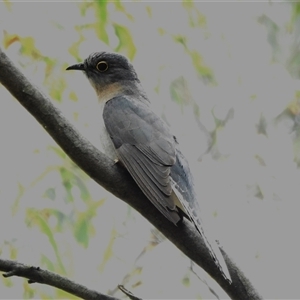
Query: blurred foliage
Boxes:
[
  {"xmin": 174, "ymin": 35, "xmax": 216, "ymax": 83},
  {"xmin": 113, "ymin": 23, "xmax": 136, "ymax": 60},
  {"xmin": 26, "ymin": 208, "xmax": 67, "ymax": 274},
  {"xmin": 290, "ymin": 2, "xmax": 300, "ymax": 28},
  {"xmin": 77, "ymin": 1, "xmax": 136, "ymax": 60},
  {"xmin": 170, "ymin": 76, "xmax": 192, "ymax": 108},
  {"xmin": 1, "ymin": 1, "xmax": 300, "ymax": 299},
  {"xmin": 3, "ymin": 31, "xmax": 65, "ymax": 102},
  {"xmin": 182, "ymin": 1, "xmax": 207, "ymax": 28},
  {"xmin": 93, "ymin": 1, "xmax": 110, "ymax": 45}
]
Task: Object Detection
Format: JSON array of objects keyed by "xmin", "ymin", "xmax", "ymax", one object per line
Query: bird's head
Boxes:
[{"xmin": 66, "ymin": 52, "xmax": 143, "ymax": 102}]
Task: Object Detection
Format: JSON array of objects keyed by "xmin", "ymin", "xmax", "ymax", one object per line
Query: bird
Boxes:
[{"xmin": 66, "ymin": 52, "xmax": 231, "ymax": 283}]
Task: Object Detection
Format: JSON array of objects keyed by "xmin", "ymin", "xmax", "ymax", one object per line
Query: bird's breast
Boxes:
[
  {"xmin": 100, "ymin": 121, "xmax": 118, "ymax": 160},
  {"xmin": 98, "ymin": 100, "xmax": 118, "ymax": 160}
]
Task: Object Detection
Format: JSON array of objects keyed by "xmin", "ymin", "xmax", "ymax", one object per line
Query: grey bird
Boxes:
[{"xmin": 66, "ymin": 52, "xmax": 231, "ymax": 283}]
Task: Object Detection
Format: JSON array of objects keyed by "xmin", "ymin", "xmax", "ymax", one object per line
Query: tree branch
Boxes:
[
  {"xmin": 0, "ymin": 47, "xmax": 263, "ymax": 300},
  {"xmin": 0, "ymin": 258, "xmax": 119, "ymax": 300}
]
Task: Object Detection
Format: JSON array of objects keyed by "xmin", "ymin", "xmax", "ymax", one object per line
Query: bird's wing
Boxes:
[
  {"xmin": 103, "ymin": 96, "xmax": 180, "ymax": 224},
  {"xmin": 103, "ymin": 96, "xmax": 232, "ymax": 283}
]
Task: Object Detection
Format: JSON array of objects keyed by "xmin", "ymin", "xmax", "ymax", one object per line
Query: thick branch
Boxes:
[{"xmin": 0, "ymin": 48, "xmax": 263, "ymax": 300}]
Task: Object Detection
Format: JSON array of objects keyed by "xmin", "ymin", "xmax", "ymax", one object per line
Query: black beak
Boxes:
[{"xmin": 66, "ymin": 63, "xmax": 85, "ymax": 71}]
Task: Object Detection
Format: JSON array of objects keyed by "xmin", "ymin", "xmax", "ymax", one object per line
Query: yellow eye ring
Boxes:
[{"xmin": 96, "ymin": 61, "xmax": 108, "ymax": 72}]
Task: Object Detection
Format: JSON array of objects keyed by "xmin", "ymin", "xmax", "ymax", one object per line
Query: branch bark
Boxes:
[
  {"xmin": 0, "ymin": 47, "xmax": 263, "ymax": 300},
  {"xmin": 0, "ymin": 258, "xmax": 119, "ymax": 300}
]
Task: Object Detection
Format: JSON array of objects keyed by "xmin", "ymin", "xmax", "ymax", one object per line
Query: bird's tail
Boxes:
[{"xmin": 171, "ymin": 178, "xmax": 232, "ymax": 284}]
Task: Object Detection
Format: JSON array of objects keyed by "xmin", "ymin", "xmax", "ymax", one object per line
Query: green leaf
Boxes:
[
  {"xmin": 43, "ymin": 187, "xmax": 56, "ymax": 201},
  {"xmin": 41, "ymin": 254, "xmax": 55, "ymax": 272},
  {"xmin": 114, "ymin": 0, "xmax": 134, "ymax": 21},
  {"xmin": 73, "ymin": 199, "xmax": 105, "ymax": 247},
  {"xmin": 23, "ymin": 281, "xmax": 35, "ymax": 299},
  {"xmin": 44, "ymin": 57, "xmax": 57, "ymax": 80},
  {"xmin": 79, "ymin": 2, "xmax": 93, "ymax": 16},
  {"xmin": 182, "ymin": 1, "xmax": 206, "ymax": 28},
  {"xmin": 47, "ymin": 75, "xmax": 67, "ymax": 103},
  {"xmin": 173, "ymin": 35, "xmax": 187, "ymax": 46},
  {"xmin": 59, "ymin": 167, "xmax": 74, "ymax": 203},
  {"xmin": 3, "ymin": 32, "xmax": 20, "ymax": 49},
  {"xmin": 182, "ymin": 275, "xmax": 190, "ymax": 287},
  {"xmin": 73, "ymin": 176, "xmax": 90, "ymax": 202},
  {"xmin": 113, "ymin": 23, "xmax": 136, "ymax": 60},
  {"xmin": 189, "ymin": 50, "xmax": 215, "ymax": 82},
  {"xmin": 99, "ymin": 227, "xmax": 117, "ymax": 272},
  {"xmin": 291, "ymin": 2, "xmax": 300, "ymax": 26},
  {"xmin": 55, "ymin": 288, "xmax": 79, "ymax": 299},
  {"xmin": 94, "ymin": 0, "xmax": 109, "ymax": 44},
  {"xmin": 69, "ymin": 91, "xmax": 78, "ymax": 102},
  {"xmin": 146, "ymin": 5, "xmax": 152, "ymax": 18},
  {"xmin": 74, "ymin": 213, "xmax": 89, "ymax": 247},
  {"xmin": 20, "ymin": 36, "xmax": 42, "ymax": 60},
  {"xmin": 174, "ymin": 35, "xmax": 215, "ymax": 83},
  {"xmin": 46, "ymin": 209, "xmax": 67, "ymax": 232},
  {"xmin": 170, "ymin": 76, "xmax": 192, "ymax": 108},
  {"xmin": 68, "ymin": 33, "xmax": 85, "ymax": 62},
  {"xmin": 1, "ymin": 275, "xmax": 13, "ymax": 288},
  {"xmin": 26, "ymin": 209, "xmax": 66, "ymax": 274},
  {"xmin": 3, "ymin": 0, "xmax": 12, "ymax": 11}
]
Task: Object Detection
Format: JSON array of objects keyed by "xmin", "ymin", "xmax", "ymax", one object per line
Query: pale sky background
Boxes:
[{"xmin": 0, "ymin": 1, "xmax": 300, "ymax": 299}]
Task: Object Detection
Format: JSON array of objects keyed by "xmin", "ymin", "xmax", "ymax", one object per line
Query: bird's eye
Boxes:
[{"xmin": 96, "ymin": 61, "xmax": 108, "ymax": 72}]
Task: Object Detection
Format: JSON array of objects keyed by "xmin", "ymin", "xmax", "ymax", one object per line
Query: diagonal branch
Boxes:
[{"xmin": 0, "ymin": 47, "xmax": 263, "ymax": 300}]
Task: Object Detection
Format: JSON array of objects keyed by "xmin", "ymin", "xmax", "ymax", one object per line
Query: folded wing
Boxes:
[{"xmin": 103, "ymin": 96, "xmax": 180, "ymax": 224}]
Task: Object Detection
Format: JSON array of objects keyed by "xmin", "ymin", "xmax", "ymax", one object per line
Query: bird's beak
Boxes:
[{"xmin": 66, "ymin": 63, "xmax": 85, "ymax": 71}]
